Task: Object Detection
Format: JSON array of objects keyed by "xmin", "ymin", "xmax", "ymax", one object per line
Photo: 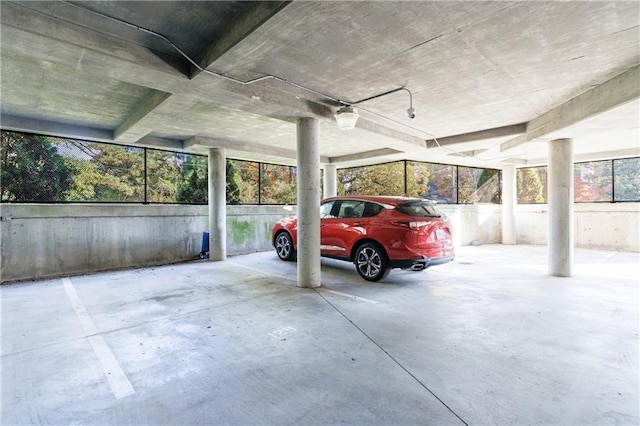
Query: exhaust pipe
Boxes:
[{"xmin": 410, "ymin": 264, "xmax": 425, "ymax": 271}]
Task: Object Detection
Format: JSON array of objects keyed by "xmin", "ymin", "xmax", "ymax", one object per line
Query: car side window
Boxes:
[
  {"xmin": 337, "ymin": 200, "xmax": 365, "ymax": 218},
  {"xmin": 361, "ymin": 201, "xmax": 384, "ymax": 217},
  {"xmin": 320, "ymin": 201, "xmax": 337, "ymax": 218}
]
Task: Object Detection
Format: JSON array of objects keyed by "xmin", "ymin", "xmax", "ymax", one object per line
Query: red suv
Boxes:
[{"xmin": 271, "ymin": 196, "xmax": 454, "ymax": 281}]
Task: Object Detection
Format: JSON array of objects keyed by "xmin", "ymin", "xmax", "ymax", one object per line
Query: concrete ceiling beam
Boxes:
[
  {"xmin": 191, "ymin": 1, "xmax": 292, "ymax": 78},
  {"xmin": 184, "ymin": 135, "xmax": 331, "ymax": 164},
  {"xmin": 134, "ymin": 135, "xmax": 184, "ymax": 151},
  {"xmin": 114, "ymin": 91, "xmax": 173, "ymax": 142},
  {"xmin": 0, "ymin": 6, "xmax": 317, "ymax": 120},
  {"xmin": 425, "ymin": 123, "xmax": 526, "ymax": 148},
  {"xmin": 354, "ymin": 118, "xmax": 428, "ymax": 150},
  {"xmin": 523, "ymin": 147, "xmax": 640, "ymax": 167},
  {"xmin": 328, "ymin": 148, "xmax": 404, "ymax": 164},
  {"xmin": 0, "ymin": 3, "xmax": 184, "ymax": 81},
  {"xmin": 501, "ymin": 65, "xmax": 640, "ymax": 153},
  {"xmin": 0, "ymin": 114, "xmax": 113, "ymax": 143}
]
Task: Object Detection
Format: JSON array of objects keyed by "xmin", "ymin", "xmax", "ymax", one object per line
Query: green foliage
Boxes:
[
  {"xmin": 517, "ymin": 167, "xmax": 546, "ymax": 203},
  {"xmin": 260, "ymin": 164, "xmax": 297, "ymax": 204},
  {"xmin": 63, "ymin": 142, "xmax": 144, "ymax": 202},
  {"xmin": 1, "ymin": 131, "xmax": 74, "ymax": 202},
  {"xmin": 458, "ymin": 167, "xmax": 501, "ymax": 203},
  {"xmin": 7, "ymin": 130, "xmax": 635, "ymax": 206},
  {"xmin": 177, "ymin": 156, "xmax": 208, "ymax": 204},
  {"xmin": 614, "ymin": 158, "xmax": 640, "ymax": 201},
  {"xmin": 147, "ymin": 150, "xmax": 181, "ymax": 203},
  {"xmin": 175, "ymin": 158, "xmax": 242, "ymax": 204},
  {"xmin": 406, "ymin": 162, "xmax": 456, "ymax": 202},
  {"xmin": 574, "ymin": 161, "xmax": 612, "ymax": 202},
  {"xmin": 235, "ymin": 160, "xmax": 259, "ymax": 204},
  {"xmin": 406, "ymin": 162, "xmax": 431, "ymax": 198},
  {"xmin": 226, "ymin": 159, "xmax": 241, "ymax": 204},
  {"xmin": 338, "ymin": 162, "xmax": 404, "ymax": 196}
]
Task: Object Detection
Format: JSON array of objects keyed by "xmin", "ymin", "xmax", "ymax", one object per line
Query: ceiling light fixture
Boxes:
[
  {"xmin": 334, "ymin": 106, "xmax": 359, "ymax": 130},
  {"xmin": 63, "ymin": 2, "xmax": 420, "ymax": 133},
  {"xmin": 335, "ymin": 87, "xmax": 415, "ymax": 130}
]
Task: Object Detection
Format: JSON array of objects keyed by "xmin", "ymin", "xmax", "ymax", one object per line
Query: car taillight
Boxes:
[{"xmin": 391, "ymin": 221, "xmax": 431, "ymax": 229}]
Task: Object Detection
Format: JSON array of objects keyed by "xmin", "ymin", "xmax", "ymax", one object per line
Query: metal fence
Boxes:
[
  {"xmin": 517, "ymin": 158, "xmax": 640, "ymax": 203},
  {"xmin": 9, "ymin": 130, "xmax": 635, "ymax": 205},
  {"xmin": 1, "ymin": 130, "xmax": 300, "ymax": 205},
  {"xmin": 338, "ymin": 160, "xmax": 502, "ymax": 204}
]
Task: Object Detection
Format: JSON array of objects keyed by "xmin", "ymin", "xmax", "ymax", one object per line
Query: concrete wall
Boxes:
[
  {"xmin": 0, "ymin": 204, "xmax": 295, "ymax": 283},
  {"xmin": 516, "ymin": 203, "xmax": 640, "ymax": 251},
  {"xmin": 2, "ymin": 202, "xmax": 636, "ymax": 283},
  {"xmin": 438, "ymin": 204, "xmax": 503, "ymax": 246}
]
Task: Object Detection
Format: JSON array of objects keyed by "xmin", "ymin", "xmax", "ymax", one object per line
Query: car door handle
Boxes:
[{"xmin": 352, "ymin": 222, "xmax": 362, "ymax": 226}]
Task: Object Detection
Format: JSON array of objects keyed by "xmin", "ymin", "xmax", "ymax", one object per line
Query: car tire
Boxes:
[
  {"xmin": 354, "ymin": 242, "xmax": 389, "ymax": 282},
  {"xmin": 275, "ymin": 231, "xmax": 296, "ymax": 261}
]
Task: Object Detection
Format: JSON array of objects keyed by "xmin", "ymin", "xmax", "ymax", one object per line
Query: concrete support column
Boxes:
[
  {"xmin": 548, "ymin": 138, "xmax": 574, "ymax": 277},
  {"xmin": 296, "ymin": 118, "xmax": 321, "ymax": 288},
  {"xmin": 502, "ymin": 165, "xmax": 517, "ymax": 245},
  {"xmin": 208, "ymin": 148, "xmax": 226, "ymax": 261},
  {"xmin": 323, "ymin": 164, "xmax": 337, "ymax": 198}
]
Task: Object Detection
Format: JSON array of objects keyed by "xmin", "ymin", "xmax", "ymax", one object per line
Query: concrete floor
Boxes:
[{"xmin": 1, "ymin": 245, "xmax": 638, "ymax": 425}]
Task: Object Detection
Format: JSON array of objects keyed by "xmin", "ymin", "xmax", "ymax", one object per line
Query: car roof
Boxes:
[{"xmin": 322, "ymin": 195, "xmax": 423, "ymax": 207}]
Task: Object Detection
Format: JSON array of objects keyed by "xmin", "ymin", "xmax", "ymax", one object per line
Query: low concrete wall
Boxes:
[
  {"xmin": 516, "ymin": 203, "xmax": 640, "ymax": 251},
  {"xmin": 0, "ymin": 204, "xmax": 296, "ymax": 283},
  {"xmin": 3, "ymin": 202, "xmax": 635, "ymax": 283},
  {"xmin": 438, "ymin": 204, "xmax": 503, "ymax": 246}
]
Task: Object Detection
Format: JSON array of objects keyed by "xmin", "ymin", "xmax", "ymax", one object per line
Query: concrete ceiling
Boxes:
[{"xmin": 1, "ymin": 1, "xmax": 639, "ymax": 169}]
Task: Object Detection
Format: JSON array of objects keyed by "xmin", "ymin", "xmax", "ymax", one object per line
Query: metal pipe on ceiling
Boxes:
[{"xmin": 60, "ymin": 0, "xmax": 409, "ymax": 109}]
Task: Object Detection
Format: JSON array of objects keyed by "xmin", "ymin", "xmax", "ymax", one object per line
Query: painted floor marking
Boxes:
[
  {"xmin": 62, "ymin": 277, "xmax": 135, "ymax": 399},
  {"xmin": 227, "ymin": 261, "xmax": 379, "ymax": 304},
  {"xmin": 226, "ymin": 261, "xmax": 297, "ymax": 283},
  {"xmin": 321, "ymin": 289, "xmax": 379, "ymax": 304}
]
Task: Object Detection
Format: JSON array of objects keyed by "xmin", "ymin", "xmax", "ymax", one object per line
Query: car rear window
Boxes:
[{"xmin": 396, "ymin": 200, "xmax": 443, "ymax": 218}]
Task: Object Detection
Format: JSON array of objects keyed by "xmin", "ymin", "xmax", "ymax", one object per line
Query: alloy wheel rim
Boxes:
[
  {"xmin": 357, "ymin": 247, "xmax": 381, "ymax": 277},
  {"xmin": 276, "ymin": 236, "xmax": 290, "ymax": 258}
]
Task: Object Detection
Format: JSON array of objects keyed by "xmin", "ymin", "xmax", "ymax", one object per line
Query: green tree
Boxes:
[
  {"xmin": 260, "ymin": 164, "xmax": 296, "ymax": 204},
  {"xmin": 226, "ymin": 159, "xmax": 241, "ymax": 204},
  {"xmin": 236, "ymin": 160, "xmax": 259, "ymax": 204},
  {"xmin": 175, "ymin": 157, "xmax": 242, "ymax": 204},
  {"xmin": 1, "ymin": 131, "xmax": 74, "ymax": 202},
  {"xmin": 147, "ymin": 150, "xmax": 181, "ymax": 203},
  {"xmin": 574, "ymin": 161, "xmax": 612, "ymax": 202},
  {"xmin": 177, "ymin": 156, "xmax": 208, "ymax": 204},
  {"xmin": 614, "ymin": 158, "xmax": 640, "ymax": 201},
  {"xmin": 406, "ymin": 162, "xmax": 431, "ymax": 198},
  {"xmin": 338, "ymin": 162, "xmax": 404, "ymax": 196},
  {"xmin": 517, "ymin": 167, "xmax": 546, "ymax": 203},
  {"xmin": 477, "ymin": 169, "xmax": 501, "ymax": 203},
  {"xmin": 63, "ymin": 141, "xmax": 144, "ymax": 202}
]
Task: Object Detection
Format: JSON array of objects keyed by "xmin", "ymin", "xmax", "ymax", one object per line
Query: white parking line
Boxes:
[
  {"xmin": 226, "ymin": 261, "xmax": 297, "ymax": 283},
  {"xmin": 321, "ymin": 289, "xmax": 379, "ymax": 304},
  {"xmin": 62, "ymin": 277, "xmax": 135, "ymax": 399},
  {"xmin": 226, "ymin": 261, "xmax": 380, "ymax": 304}
]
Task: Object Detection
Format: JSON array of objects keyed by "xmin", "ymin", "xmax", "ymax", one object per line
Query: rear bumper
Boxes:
[{"xmin": 389, "ymin": 254, "xmax": 454, "ymax": 271}]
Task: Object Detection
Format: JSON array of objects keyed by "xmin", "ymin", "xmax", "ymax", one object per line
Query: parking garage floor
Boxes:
[{"xmin": 2, "ymin": 244, "xmax": 639, "ymax": 425}]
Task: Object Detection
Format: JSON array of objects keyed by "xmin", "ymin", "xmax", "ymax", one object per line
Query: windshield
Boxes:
[{"xmin": 396, "ymin": 200, "xmax": 443, "ymax": 218}]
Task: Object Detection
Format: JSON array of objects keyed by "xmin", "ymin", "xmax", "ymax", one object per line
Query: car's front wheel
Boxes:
[
  {"xmin": 275, "ymin": 232, "xmax": 296, "ymax": 261},
  {"xmin": 354, "ymin": 242, "xmax": 389, "ymax": 281}
]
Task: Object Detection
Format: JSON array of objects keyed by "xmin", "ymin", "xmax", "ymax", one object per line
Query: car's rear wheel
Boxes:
[
  {"xmin": 275, "ymin": 232, "xmax": 295, "ymax": 261},
  {"xmin": 354, "ymin": 242, "xmax": 389, "ymax": 281}
]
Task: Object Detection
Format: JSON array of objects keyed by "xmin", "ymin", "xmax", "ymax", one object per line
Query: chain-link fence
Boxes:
[
  {"xmin": 1, "ymin": 131, "xmax": 211, "ymax": 203},
  {"xmin": 1, "ymin": 130, "xmax": 299, "ymax": 205},
  {"xmin": 9, "ymin": 130, "xmax": 634, "ymax": 205},
  {"xmin": 338, "ymin": 160, "xmax": 502, "ymax": 204},
  {"xmin": 517, "ymin": 159, "xmax": 640, "ymax": 204}
]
